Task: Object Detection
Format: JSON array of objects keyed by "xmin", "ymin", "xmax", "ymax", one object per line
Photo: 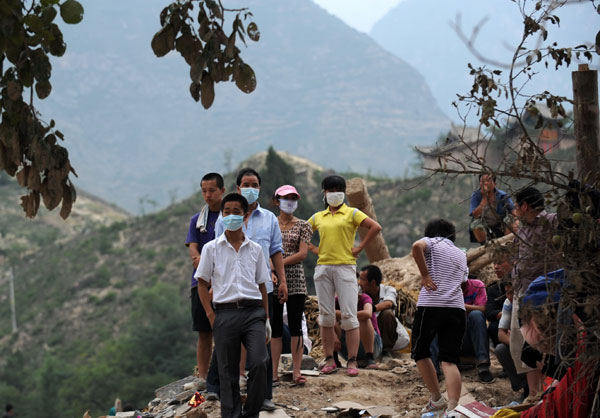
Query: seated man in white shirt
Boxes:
[
  {"xmin": 359, "ymin": 265, "xmax": 410, "ymax": 358},
  {"xmin": 495, "ymin": 279, "xmax": 528, "ymax": 400},
  {"xmin": 195, "ymin": 193, "xmax": 271, "ymax": 418}
]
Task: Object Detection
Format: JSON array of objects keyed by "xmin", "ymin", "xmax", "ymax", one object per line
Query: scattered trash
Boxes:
[{"xmin": 187, "ymin": 392, "xmax": 205, "ymax": 408}]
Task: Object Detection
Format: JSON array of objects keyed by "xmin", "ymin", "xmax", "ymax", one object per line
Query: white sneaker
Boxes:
[
  {"xmin": 239, "ymin": 375, "xmax": 247, "ymax": 390},
  {"xmin": 421, "ymin": 396, "xmax": 447, "ymax": 413}
]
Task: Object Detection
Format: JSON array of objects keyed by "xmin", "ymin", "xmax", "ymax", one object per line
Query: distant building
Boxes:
[
  {"xmin": 504, "ymin": 104, "xmax": 576, "ymax": 154},
  {"xmin": 416, "ymin": 104, "xmax": 575, "ymax": 172},
  {"xmin": 415, "ymin": 124, "xmax": 500, "ymax": 172}
]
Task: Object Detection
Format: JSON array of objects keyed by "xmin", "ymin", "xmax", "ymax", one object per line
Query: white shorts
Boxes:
[{"xmin": 314, "ymin": 264, "xmax": 359, "ymax": 330}]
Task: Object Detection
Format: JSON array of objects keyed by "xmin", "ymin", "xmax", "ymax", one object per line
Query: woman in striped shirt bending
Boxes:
[{"xmin": 411, "ymin": 219, "xmax": 468, "ymax": 416}]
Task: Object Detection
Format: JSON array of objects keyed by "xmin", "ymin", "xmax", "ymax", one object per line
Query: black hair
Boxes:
[
  {"xmin": 424, "ymin": 218, "xmax": 456, "ymax": 242},
  {"xmin": 321, "ymin": 175, "xmax": 346, "ymax": 192},
  {"xmin": 221, "ymin": 193, "xmax": 249, "ymax": 213},
  {"xmin": 236, "ymin": 168, "xmax": 261, "ymax": 186},
  {"xmin": 478, "ymin": 173, "xmax": 496, "ymax": 182},
  {"xmin": 361, "ymin": 265, "xmax": 383, "ymax": 286},
  {"xmin": 201, "ymin": 172, "xmax": 224, "ymax": 189},
  {"xmin": 515, "ymin": 186, "xmax": 544, "ymax": 209},
  {"xmin": 5, "ymin": 404, "xmax": 13, "ymax": 412}
]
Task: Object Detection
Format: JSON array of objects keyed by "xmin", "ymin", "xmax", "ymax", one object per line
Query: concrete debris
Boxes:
[
  {"xmin": 278, "ymin": 353, "xmax": 318, "ymax": 372},
  {"xmin": 155, "ymin": 376, "xmax": 202, "ymax": 400}
]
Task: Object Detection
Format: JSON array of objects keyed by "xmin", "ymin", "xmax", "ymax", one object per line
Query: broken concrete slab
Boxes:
[
  {"xmin": 259, "ymin": 408, "xmax": 291, "ymax": 417},
  {"xmin": 155, "ymin": 376, "xmax": 200, "ymax": 400},
  {"xmin": 279, "ymin": 354, "xmax": 318, "ymax": 371}
]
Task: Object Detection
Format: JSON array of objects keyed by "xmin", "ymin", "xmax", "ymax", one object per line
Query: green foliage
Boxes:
[
  {"xmin": 153, "ymin": 1, "xmax": 259, "ymax": 108},
  {"xmin": 89, "ymin": 266, "xmax": 111, "ymax": 288},
  {"xmin": 0, "ymin": 0, "xmax": 83, "ymax": 218},
  {"xmin": 395, "ymin": 187, "xmax": 432, "ymax": 207},
  {"xmin": 259, "ymin": 146, "xmax": 316, "ymax": 220},
  {"xmin": 0, "ymin": 283, "xmax": 195, "ymax": 418}
]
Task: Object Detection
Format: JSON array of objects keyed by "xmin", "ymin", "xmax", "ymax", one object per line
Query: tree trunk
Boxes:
[
  {"xmin": 572, "ymin": 64, "xmax": 600, "ymax": 187},
  {"xmin": 346, "ymin": 178, "xmax": 390, "ymax": 263}
]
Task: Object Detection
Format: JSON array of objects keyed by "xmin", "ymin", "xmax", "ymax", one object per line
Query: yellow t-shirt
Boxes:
[{"xmin": 309, "ymin": 204, "xmax": 368, "ymax": 265}]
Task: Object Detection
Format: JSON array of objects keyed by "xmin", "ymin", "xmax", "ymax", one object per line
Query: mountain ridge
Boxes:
[{"xmin": 36, "ymin": 0, "xmax": 449, "ymax": 213}]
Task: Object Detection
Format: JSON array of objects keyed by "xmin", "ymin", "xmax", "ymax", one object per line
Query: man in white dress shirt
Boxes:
[{"xmin": 195, "ymin": 193, "xmax": 271, "ymax": 418}]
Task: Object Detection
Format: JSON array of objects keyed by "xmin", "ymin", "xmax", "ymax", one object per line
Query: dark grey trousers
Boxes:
[
  {"xmin": 495, "ymin": 343, "xmax": 527, "ymax": 391},
  {"xmin": 213, "ymin": 306, "xmax": 268, "ymax": 418}
]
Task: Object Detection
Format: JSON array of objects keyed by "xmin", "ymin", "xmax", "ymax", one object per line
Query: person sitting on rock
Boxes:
[
  {"xmin": 485, "ymin": 260, "xmax": 512, "ymax": 347},
  {"xmin": 461, "ymin": 276, "xmax": 495, "ymax": 383},
  {"xmin": 358, "ymin": 264, "xmax": 410, "ymax": 358},
  {"xmin": 333, "ymin": 292, "xmax": 381, "ymax": 369},
  {"xmin": 469, "ymin": 173, "xmax": 515, "ymax": 244}
]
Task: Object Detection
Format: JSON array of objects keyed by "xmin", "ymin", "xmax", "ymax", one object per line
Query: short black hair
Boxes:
[
  {"xmin": 5, "ymin": 404, "xmax": 13, "ymax": 412},
  {"xmin": 321, "ymin": 175, "xmax": 346, "ymax": 192},
  {"xmin": 361, "ymin": 265, "xmax": 382, "ymax": 286},
  {"xmin": 236, "ymin": 168, "xmax": 261, "ymax": 186},
  {"xmin": 221, "ymin": 193, "xmax": 249, "ymax": 213},
  {"xmin": 516, "ymin": 186, "xmax": 544, "ymax": 209},
  {"xmin": 479, "ymin": 173, "xmax": 496, "ymax": 182},
  {"xmin": 424, "ymin": 218, "xmax": 456, "ymax": 242},
  {"xmin": 201, "ymin": 172, "xmax": 224, "ymax": 189}
]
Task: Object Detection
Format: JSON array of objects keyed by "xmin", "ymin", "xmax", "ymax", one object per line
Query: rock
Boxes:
[
  {"xmin": 301, "ymin": 354, "xmax": 318, "ymax": 370},
  {"xmin": 391, "ymin": 366, "xmax": 407, "ymax": 374},
  {"xmin": 149, "ymin": 398, "xmax": 161, "ymax": 407},
  {"xmin": 280, "ymin": 354, "xmax": 293, "ymax": 371},
  {"xmin": 155, "ymin": 376, "xmax": 200, "ymax": 400},
  {"xmin": 185, "ymin": 408, "xmax": 207, "ymax": 418},
  {"xmin": 116, "ymin": 412, "xmax": 136, "ymax": 418},
  {"xmin": 176, "ymin": 389, "xmax": 196, "ymax": 403},
  {"xmin": 279, "ymin": 354, "xmax": 319, "ymax": 371},
  {"xmin": 386, "ymin": 359, "xmax": 404, "ymax": 369},
  {"xmin": 473, "ymin": 385, "xmax": 486, "ymax": 394},
  {"xmin": 183, "ymin": 381, "xmax": 200, "ymax": 391},
  {"xmin": 487, "ymin": 398, "xmax": 498, "ymax": 407},
  {"xmin": 407, "ymin": 403, "xmax": 420, "ymax": 411},
  {"xmin": 175, "ymin": 404, "xmax": 192, "ymax": 418},
  {"xmin": 162, "ymin": 405, "xmax": 176, "ymax": 418}
]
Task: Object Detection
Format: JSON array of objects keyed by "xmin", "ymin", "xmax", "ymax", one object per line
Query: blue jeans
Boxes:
[
  {"xmin": 463, "ymin": 310, "xmax": 490, "ymax": 365},
  {"xmin": 340, "ymin": 331, "xmax": 383, "ymax": 360}
]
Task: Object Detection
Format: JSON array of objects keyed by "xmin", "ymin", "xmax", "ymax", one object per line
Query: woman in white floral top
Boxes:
[{"xmin": 270, "ymin": 184, "xmax": 313, "ymax": 385}]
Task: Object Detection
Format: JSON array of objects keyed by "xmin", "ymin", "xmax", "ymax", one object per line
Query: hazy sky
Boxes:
[{"xmin": 311, "ymin": 0, "xmax": 404, "ymax": 33}]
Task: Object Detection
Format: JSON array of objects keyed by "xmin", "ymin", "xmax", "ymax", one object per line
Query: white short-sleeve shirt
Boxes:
[{"xmin": 195, "ymin": 233, "xmax": 270, "ymax": 304}]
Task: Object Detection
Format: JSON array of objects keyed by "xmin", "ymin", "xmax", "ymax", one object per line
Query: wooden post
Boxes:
[
  {"xmin": 346, "ymin": 178, "xmax": 390, "ymax": 262},
  {"xmin": 572, "ymin": 64, "xmax": 600, "ymax": 187}
]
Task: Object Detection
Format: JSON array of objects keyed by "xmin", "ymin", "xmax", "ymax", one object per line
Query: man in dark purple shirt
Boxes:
[{"xmin": 185, "ymin": 172, "xmax": 225, "ymax": 385}]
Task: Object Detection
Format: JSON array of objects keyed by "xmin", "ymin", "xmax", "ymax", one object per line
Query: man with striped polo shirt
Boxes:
[{"xmin": 411, "ymin": 219, "xmax": 468, "ymax": 416}]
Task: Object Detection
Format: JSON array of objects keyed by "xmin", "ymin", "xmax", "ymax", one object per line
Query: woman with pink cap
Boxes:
[{"xmin": 270, "ymin": 184, "xmax": 313, "ymax": 385}]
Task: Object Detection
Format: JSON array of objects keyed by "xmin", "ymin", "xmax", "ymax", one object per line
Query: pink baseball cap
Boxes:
[{"xmin": 275, "ymin": 185, "xmax": 300, "ymax": 199}]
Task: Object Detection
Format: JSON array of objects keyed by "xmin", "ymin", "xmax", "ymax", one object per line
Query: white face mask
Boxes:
[
  {"xmin": 326, "ymin": 192, "xmax": 345, "ymax": 207},
  {"xmin": 279, "ymin": 199, "xmax": 298, "ymax": 214}
]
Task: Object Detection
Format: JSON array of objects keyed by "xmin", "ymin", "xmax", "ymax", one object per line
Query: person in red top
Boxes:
[
  {"xmin": 461, "ymin": 278, "xmax": 494, "ymax": 383},
  {"xmin": 520, "ymin": 315, "xmax": 595, "ymax": 418},
  {"xmin": 333, "ymin": 292, "xmax": 382, "ymax": 369}
]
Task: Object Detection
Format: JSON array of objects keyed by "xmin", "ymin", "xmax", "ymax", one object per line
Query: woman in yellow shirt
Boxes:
[{"xmin": 308, "ymin": 175, "xmax": 382, "ymax": 376}]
